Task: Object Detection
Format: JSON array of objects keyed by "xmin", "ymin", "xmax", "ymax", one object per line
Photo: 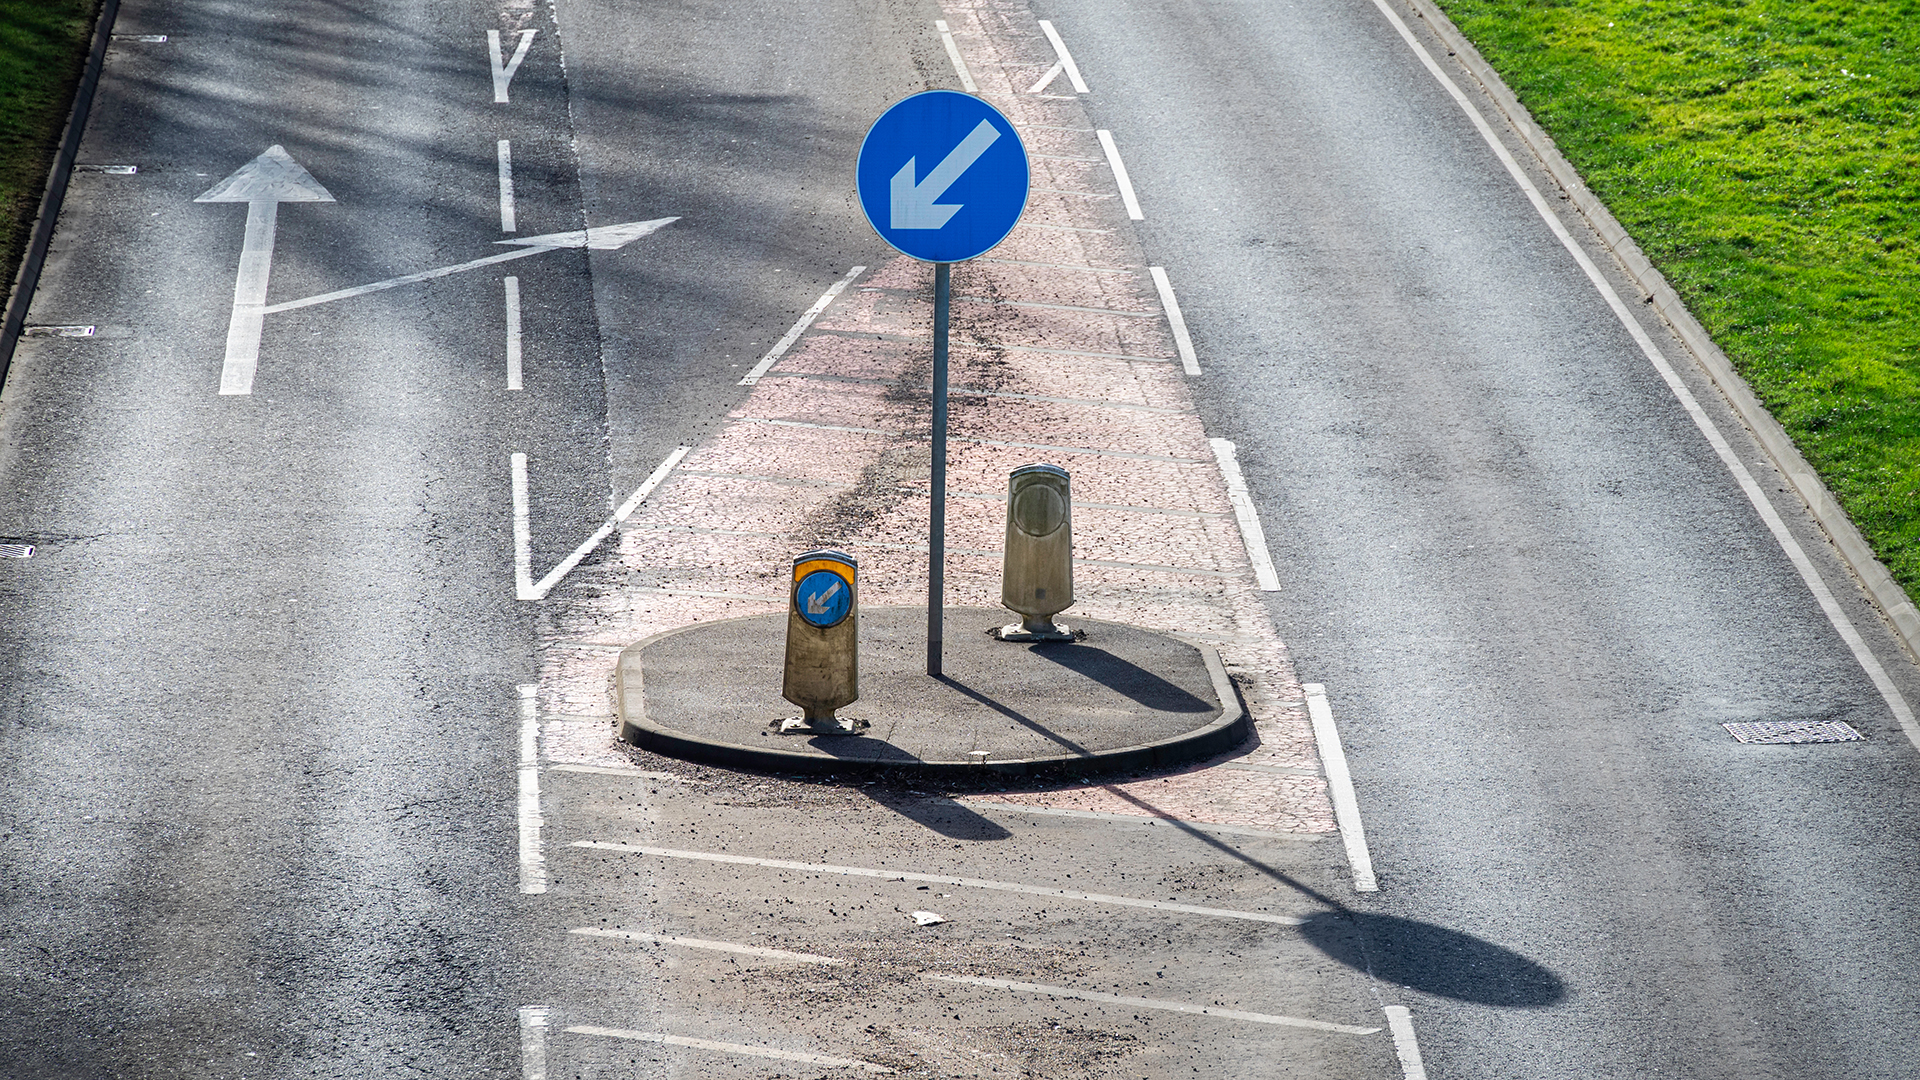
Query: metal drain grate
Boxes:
[
  {"xmin": 1723, "ymin": 721, "xmax": 1863, "ymax": 744},
  {"xmin": 0, "ymin": 544, "xmax": 32, "ymax": 559}
]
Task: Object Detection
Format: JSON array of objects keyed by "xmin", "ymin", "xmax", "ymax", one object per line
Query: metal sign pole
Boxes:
[
  {"xmin": 928, "ymin": 261, "xmax": 951, "ymax": 677},
  {"xmin": 853, "ymin": 92, "xmax": 1026, "ymax": 677}
]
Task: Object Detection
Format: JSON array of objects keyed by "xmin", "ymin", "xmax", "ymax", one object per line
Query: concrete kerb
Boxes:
[
  {"xmin": 616, "ymin": 607, "xmax": 1250, "ymax": 777},
  {"xmin": 0, "ymin": 0, "xmax": 122, "ymax": 385},
  {"xmin": 1394, "ymin": 0, "xmax": 1920, "ymax": 666}
]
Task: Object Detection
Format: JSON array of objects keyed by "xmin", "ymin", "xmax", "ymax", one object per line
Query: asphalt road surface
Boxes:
[
  {"xmin": 0, "ymin": 0, "xmax": 928, "ymax": 1075},
  {"xmin": 1027, "ymin": 0, "xmax": 1920, "ymax": 1076},
  {"xmin": 2, "ymin": 0, "xmax": 1918, "ymax": 1078}
]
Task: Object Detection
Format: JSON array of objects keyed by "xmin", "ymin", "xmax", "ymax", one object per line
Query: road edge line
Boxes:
[
  {"xmin": 1096, "ymin": 130, "xmax": 1143, "ymax": 220},
  {"xmin": 1037, "ymin": 20, "xmax": 1089, "ymax": 93},
  {"xmin": 518, "ymin": 1004, "xmax": 551, "ymax": 1080},
  {"xmin": 517, "ymin": 684, "xmax": 547, "ymax": 894},
  {"xmin": 1383, "ymin": 1006, "xmax": 1428, "ymax": 1079},
  {"xmin": 934, "ymin": 20, "xmax": 979, "ymax": 93},
  {"xmin": 1371, "ymin": 0, "xmax": 1920, "ymax": 752},
  {"xmin": 1388, "ymin": 0, "xmax": 1920, "ymax": 689},
  {"xmin": 1209, "ymin": 438, "xmax": 1281, "ymax": 592},
  {"xmin": 1304, "ymin": 684, "xmax": 1378, "ymax": 892},
  {"xmin": 1149, "ymin": 266, "xmax": 1200, "ymax": 376}
]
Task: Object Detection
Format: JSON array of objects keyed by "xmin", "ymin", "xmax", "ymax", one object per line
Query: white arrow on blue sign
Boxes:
[{"xmin": 857, "ymin": 90, "xmax": 1029, "ymax": 263}]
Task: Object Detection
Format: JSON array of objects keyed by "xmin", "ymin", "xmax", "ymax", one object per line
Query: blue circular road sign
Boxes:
[
  {"xmin": 857, "ymin": 90, "xmax": 1029, "ymax": 263},
  {"xmin": 795, "ymin": 569, "xmax": 853, "ymax": 629}
]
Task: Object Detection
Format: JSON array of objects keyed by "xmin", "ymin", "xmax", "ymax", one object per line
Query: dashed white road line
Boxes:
[
  {"xmin": 518, "ymin": 1005, "xmax": 551, "ymax": 1080},
  {"xmin": 565, "ymin": 1027, "xmax": 892, "ymax": 1074},
  {"xmin": 512, "ymin": 452, "xmax": 535, "ymax": 600},
  {"xmin": 514, "ymin": 446, "xmax": 691, "ymax": 601},
  {"xmin": 571, "ymin": 841, "xmax": 1307, "ymax": 925},
  {"xmin": 922, "ymin": 974, "xmax": 1382, "ymax": 1035},
  {"xmin": 1037, "ymin": 20, "xmax": 1090, "ymax": 93},
  {"xmin": 1368, "ymin": 0, "xmax": 1920, "ymax": 750},
  {"xmin": 1383, "ymin": 1006, "xmax": 1429, "ymax": 1079},
  {"xmin": 1149, "ymin": 266, "xmax": 1201, "ymax": 376},
  {"xmin": 504, "ymin": 275, "xmax": 523, "ymax": 389},
  {"xmin": 1096, "ymin": 130, "xmax": 1143, "ymax": 220},
  {"xmin": 569, "ymin": 928, "xmax": 845, "ymax": 965},
  {"xmin": 934, "ymin": 20, "xmax": 978, "ymax": 93},
  {"xmin": 489, "ymin": 29, "xmax": 536, "ymax": 103},
  {"xmin": 1209, "ymin": 438, "xmax": 1281, "ymax": 591},
  {"xmin": 496, "ymin": 139, "xmax": 516, "ymax": 232},
  {"xmin": 1304, "ymin": 684, "xmax": 1378, "ymax": 892},
  {"xmin": 738, "ymin": 265, "xmax": 867, "ymax": 386},
  {"xmin": 517, "ymin": 684, "xmax": 547, "ymax": 895}
]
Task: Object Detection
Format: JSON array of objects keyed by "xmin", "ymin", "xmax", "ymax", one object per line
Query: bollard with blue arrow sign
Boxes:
[{"xmin": 856, "ymin": 90, "xmax": 1029, "ymax": 675}]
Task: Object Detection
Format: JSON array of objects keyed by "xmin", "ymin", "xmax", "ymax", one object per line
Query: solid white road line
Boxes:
[
  {"xmin": 504, "ymin": 276, "xmax": 523, "ymax": 390},
  {"xmin": 571, "ymin": 841, "xmax": 1307, "ymax": 925},
  {"xmin": 497, "ymin": 140, "xmax": 516, "ymax": 232},
  {"xmin": 1304, "ymin": 684, "xmax": 1378, "ymax": 892},
  {"xmin": 1037, "ymin": 20, "xmax": 1090, "ymax": 93},
  {"xmin": 1149, "ymin": 266, "xmax": 1201, "ymax": 376},
  {"xmin": 1383, "ymin": 1006, "xmax": 1429, "ymax": 1080},
  {"xmin": 547, "ymin": 763, "xmax": 689, "ymax": 781},
  {"xmin": 1209, "ymin": 439, "xmax": 1282, "ymax": 591},
  {"xmin": 1371, "ymin": 0, "xmax": 1920, "ymax": 750},
  {"xmin": 961, "ymin": 800, "xmax": 1302, "ymax": 840},
  {"xmin": 267, "ymin": 248, "xmax": 542, "ymax": 314},
  {"xmin": 263, "ymin": 217, "xmax": 678, "ymax": 315},
  {"xmin": 489, "ymin": 30, "xmax": 536, "ymax": 103},
  {"xmin": 566, "ymin": 1027, "xmax": 892, "ymax": 1074},
  {"xmin": 511, "ymin": 453, "xmax": 535, "ymax": 599},
  {"xmin": 517, "ymin": 446, "xmax": 691, "ymax": 601},
  {"xmin": 569, "ymin": 928, "xmax": 844, "ymax": 965},
  {"xmin": 1096, "ymin": 130, "xmax": 1143, "ymax": 220},
  {"xmin": 934, "ymin": 20, "xmax": 978, "ymax": 93},
  {"xmin": 922, "ymin": 974, "xmax": 1381, "ymax": 1035},
  {"xmin": 1028, "ymin": 61, "xmax": 1065, "ymax": 94},
  {"xmin": 738, "ymin": 266, "xmax": 866, "ymax": 385},
  {"xmin": 518, "ymin": 1005, "xmax": 551, "ymax": 1080},
  {"xmin": 518, "ymin": 684, "xmax": 547, "ymax": 895}
]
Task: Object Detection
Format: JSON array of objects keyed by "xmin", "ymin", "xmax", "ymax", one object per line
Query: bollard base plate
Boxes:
[
  {"xmin": 772, "ymin": 715, "xmax": 870, "ymax": 736},
  {"xmin": 991, "ymin": 621, "xmax": 1081, "ymax": 643}
]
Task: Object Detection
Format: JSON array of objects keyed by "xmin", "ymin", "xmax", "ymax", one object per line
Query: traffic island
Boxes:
[{"xmin": 617, "ymin": 606, "xmax": 1247, "ymax": 776}]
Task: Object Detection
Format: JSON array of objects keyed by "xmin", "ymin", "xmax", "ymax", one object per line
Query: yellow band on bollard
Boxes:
[{"xmin": 794, "ymin": 558, "xmax": 855, "ymax": 583}]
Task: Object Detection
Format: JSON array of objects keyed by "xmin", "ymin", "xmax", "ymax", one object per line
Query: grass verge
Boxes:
[
  {"xmin": 1431, "ymin": 0, "xmax": 1920, "ymax": 600},
  {"xmin": 0, "ymin": 0, "xmax": 98, "ymax": 299}
]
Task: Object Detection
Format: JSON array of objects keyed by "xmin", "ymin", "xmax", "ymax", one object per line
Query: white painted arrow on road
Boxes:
[
  {"xmin": 199, "ymin": 146, "xmax": 677, "ymax": 395},
  {"xmin": 890, "ymin": 119, "xmax": 1000, "ymax": 230},
  {"xmin": 197, "ymin": 146, "xmax": 334, "ymax": 396},
  {"xmin": 263, "ymin": 217, "xmax": 679, "ymax": 315}
]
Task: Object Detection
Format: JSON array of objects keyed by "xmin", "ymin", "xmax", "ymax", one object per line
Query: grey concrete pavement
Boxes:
[{"xmin": 1025, "ymin": 0, "xmax": 1920, "ymax": 1075}]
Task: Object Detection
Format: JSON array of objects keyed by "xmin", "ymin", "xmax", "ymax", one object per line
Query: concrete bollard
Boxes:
[
  {"xmin": 779, "ymin": 549, "xmax": 866, "ymax": 734},
  {"xmin": 995, "ymin": 463, "xmax": 1077, "ymax": 642}
]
